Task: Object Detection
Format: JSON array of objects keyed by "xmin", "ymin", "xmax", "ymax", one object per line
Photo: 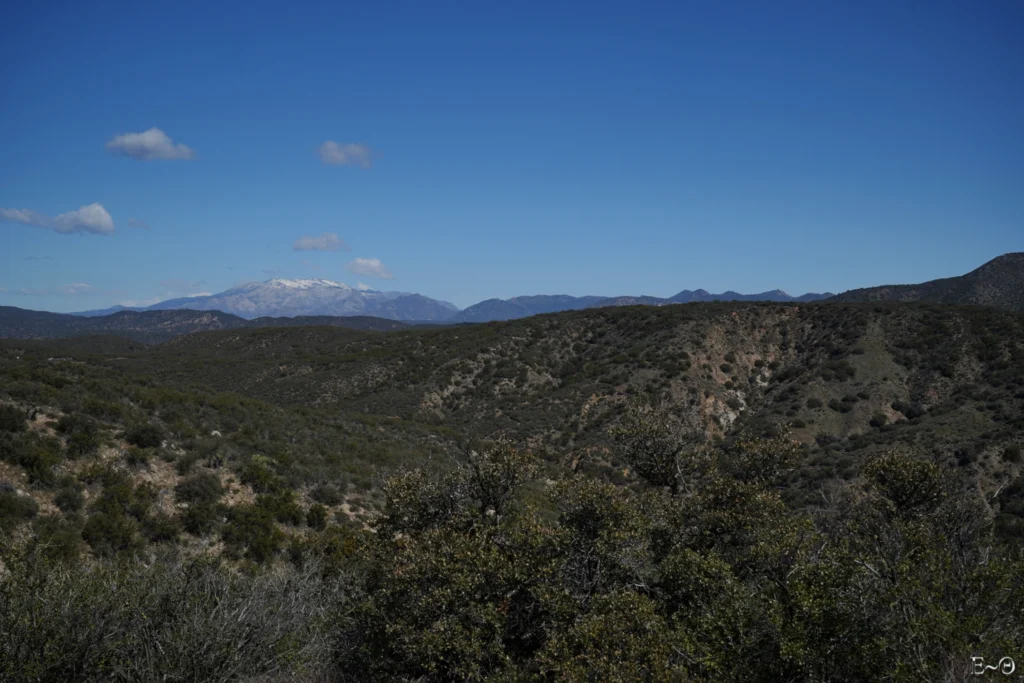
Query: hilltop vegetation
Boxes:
[
  {"xmin": 832, "ymin": 252, "xmax": 1024, "ymax": 312},
  {"xmin": 0, "ymin": 305, "xmax": 414, "ymax": 344},
  {"xmin": 1, "ymin": 301, "xmax": 1024, "ymax": 681},
  {"xmin": 106, "ymin": 302, "xmax": 1024, "ymax": 501}
]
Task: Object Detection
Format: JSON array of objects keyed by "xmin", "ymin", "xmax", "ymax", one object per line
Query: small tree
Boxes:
[{"xmin": 608, "ymin": 402, "xmax": 708, "ymax": 495}]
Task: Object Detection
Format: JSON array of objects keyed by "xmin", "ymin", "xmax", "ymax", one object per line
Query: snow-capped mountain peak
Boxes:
[
  {"xmin": 138, "ymin": 278, "xmax": 460, "ymax": 321},
  {"xmin": 265, "ymin": 278, "xmax": 351, "ymax": 290}
]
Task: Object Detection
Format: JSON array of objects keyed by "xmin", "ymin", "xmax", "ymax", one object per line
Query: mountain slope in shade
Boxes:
[
  {"xmin": 449, "ymin": 295, "xmax": 606, "ymax": 323},
  {"xmin": 669, "ymin": 289, "xmax": 834, "ymax": 303},
  {"xmin": 831, "ymin": 253, "xmax": 1024, "ymax": 312},
  {"xmin": 70, "ymin": 305, "xmax": 143, "ymax": 317},
  {"xmin": 450, "ymin": 290, "xmax": 830, "ymax": 322},
  {"xmin": 0, "ymin": 306, "xmax": 411, "ymax": 344}
]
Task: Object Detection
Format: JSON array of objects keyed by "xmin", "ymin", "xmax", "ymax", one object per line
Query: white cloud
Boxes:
[
  {"xmin": 0, "ymin": 203, "xmax": 115, "ymax": 235},
  {"xmin": 58, "ymin": 283, "xmax": 93, "ymax": 295},
  {"xmin": 346, "ymin": 257, "xmax": 393, "ymax": 280},
  {"xmin": 318, "ymin": 141, "xmax": 372, "ymax": 168},
  {"xmin": 356, "ymin": 282, "xmax": 372, "ymax": 291},
  {"xmin": 106, "ymin": 127, "xmax": 195, "ymax": 161},
  {"xmin": 127, "ymin": 217, "xmax": 150, "ymax": 229},
  {"xmin": 293, "ymin": 232, "xmax": 350, "ymax": 252},
  {"xmin": 0, "ymin": 283, "xmax": 95, "ymax": 297}
]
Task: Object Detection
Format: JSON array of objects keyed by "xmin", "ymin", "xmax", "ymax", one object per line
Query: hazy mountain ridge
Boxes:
[
  {"xmin": 452, "ymin": 290, "xmax": 833, "ymax": 322},
  {"xmin": 0, "ymin": 306, "xmax": 413, "ymax": 343},
  {"xmin": 70, "ymin": 281, "xmax": 837, "ymax": 325},
  {"xmin": 831, "ymin": 253, "xmax": 1024, "ymax": 312}
]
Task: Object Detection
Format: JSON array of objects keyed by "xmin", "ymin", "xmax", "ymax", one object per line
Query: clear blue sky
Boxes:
[{"xmin": 2, "ymin": 0, "xmax": 1022, "ymax": 312}]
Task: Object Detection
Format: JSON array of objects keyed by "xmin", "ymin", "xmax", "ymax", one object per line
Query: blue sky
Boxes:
[{"xmin": 2, "ymin": 0, "xmax": 1022, "ymax": 312}]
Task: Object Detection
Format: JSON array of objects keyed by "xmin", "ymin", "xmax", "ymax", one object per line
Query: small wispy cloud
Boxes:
[
  {"xmin": 0, "ymin": 283, "xmax": 95, "ymax": 297},
  {"xmin": 356, "ymin": 282, "xmax": 372, "ymax": 291},
  {"xmin": 293, "ymin": 232, "xmax": 350, "ymax": 252},
  {"xmin": 318, "ymin": 141, "xmax": 373, "ymax": 168},
  {"xmin": 58, "ymin": 283, "xmax": 93, "ymax": 295},
  {"xmin": 106, "ymin": 127, "xmax": 195, "ymax": 161},
  {"xmin": 346, "ymin": 257, "xmax": 393, "ymax": 280},
  {"xmin": 127, "ymin": 217, "xmax": 150, "ymax": 229},
  {"xmin": 0, "ymin": 203, "xmax": 115, "ymax": 236}
]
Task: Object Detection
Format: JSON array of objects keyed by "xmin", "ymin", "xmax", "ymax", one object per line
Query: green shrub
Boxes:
[
  {"xmin": 0, "ymin": 490, "xmax": 38, "ymax": 531},
  {"xmin": 257, "ymin": 491, "xmax": 304, "ymax": 526},
  {"xmin": 221, "ymin": 504, "xmax": 283, "ymax": 562},
  {"xmin": 307, "ymin": 503, "xmax": 328, "ymax": 530},
  {"xmin": 174, "ymin": 451, "xmax": 201, "ymax": 476},
  {"xmin": 0, "ymin": 434, "xmax": 62, "ymax": 487},
  {"xmin": 123, "ymin": 446, "xmax": 151, "ymax": 467},
  {"xmin": 125, "ymin": 423, "xmax": 164, "ymax": 449},
  {"xmin": 175, "ymin": 472, "xmax": 224, "ymax": 506},
  {"xmin": 142, "ymin": 513, "xmax": 181, "ymax": 543},
  {"xmin": 82, "ymin": 511, "xmax": 141, "ymax": 557},
  {"xmin": 0, "ymin": 405, "xmax": 26, "ymax": 433},
  {"xmin": 806, "ymin": 397, "xmax": 823, "ymax": 409},
  {"xmin": 1003, "ymin": 445, "xmax": 1022, "ymax": 464},
  {"xmin": 870, "ymin": 413, "xmax": 889, "ymax": 428},
  {"xmin": 181, "ymin": 503, "xmax": 222, "ymax": 536},
  {"xmin": 310, "ymin": 483, "xmax": 343, "ymax": 506},
  {"xmin": 32, "ymin": 514, "xmax": 86, "ymax": 564},
  {"xmin": 53, "ymin": 486, "xmax": 84, "ymax": 514},
  {"xmin": 55, "ymin": 413, "xmax": 97, "ymax": 437},
  {"xmin": 66, "ymin": 430, "xmax": 100, "ymax": 458}
]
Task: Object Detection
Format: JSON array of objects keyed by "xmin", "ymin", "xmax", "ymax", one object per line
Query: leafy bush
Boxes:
[
  {"xmin": 66, "ymin": 430, "xmax": 100, "ymax": 459},
  {"xmin": 123, "ymin": 446, "xmax": 151, "ymax": 467},
  {"xmin": 0, "ymin": 433, "xmax": 62, "ymax": 486},
  {"xmin": 181, "ymin": 504, "xmax": 222, "ymax": 536},
  {"xmin": 221, "ymin": 505, "xmax": 284, "ymax": 562},
  {"xmin": 82, "ymin": 511, "xmax": 140, "ymax": 557},
  {"xmin": 0, "ymin": 405, "xmax": 26, "ymax": 433},
  {"xmin": 310, "ymin": 482, "xmax": 343, "ymax": 506},
  {"xmin": 175, "ymin": 472, "xmax": 224, "ymax": 506},
  {"xmin": 307, "ymin": 503, "xmax": 328, "ymax": 530},
  {"xmin": 124, "ymin": 423, "xmax": 164, "ymax": 449},
  {"xmin": 53, "ymin": 485, "xmax": 84, "ymax": 514},
  {"xmin": 0, "ymin": 548, "xmax": 344, "ymax": 682},
  {"xmin": 0, "ymin": 491, "xmax": 38, "ymax": 531}
]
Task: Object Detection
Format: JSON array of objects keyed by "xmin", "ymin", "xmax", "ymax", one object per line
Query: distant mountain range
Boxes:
[
  {"xmin": 831, "ymin": 253, "xmax": 1024, "ymax": 312},
  {"xmin": 449, "ymin": 289, "xmax": 834, "ymax": 322},
  {"xmin": 69, "ymin": 278, "xmax": 836, "ymax": 324},
  {"xmin": 2, "ymin": 252, "xmax": 1018, "ymax": 344}
]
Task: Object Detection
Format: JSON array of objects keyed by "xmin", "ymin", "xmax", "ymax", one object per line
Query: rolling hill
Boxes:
[
  {"xmin": 88, "ymin": 301, "xmax": 1024, "ymax": 505},
  {"xmin": 832, "ymin": 252, "xmax": 1024, "ymax": 312},
  {"xmin": 0, "ymin": 306, "xmax": 412, "ymax": 343}
]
